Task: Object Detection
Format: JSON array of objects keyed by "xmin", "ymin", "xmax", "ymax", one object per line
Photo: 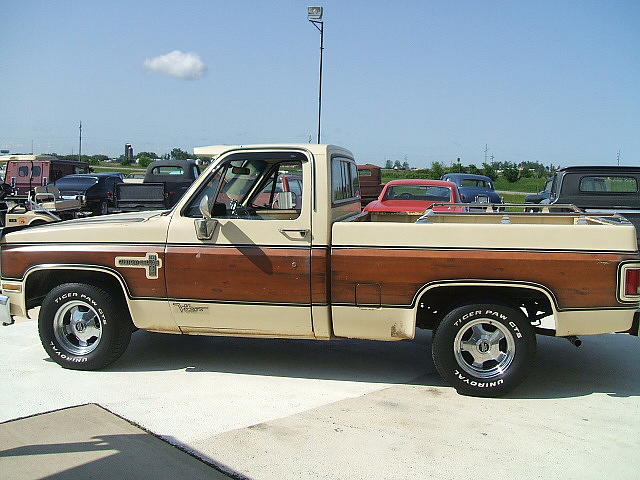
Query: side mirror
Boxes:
[
  {"xmin": 195, "ymin": 195, "xmax": 218, "ymax": 240},
  {"xmin": 275, "ymin": 191, "xmax": 296, "ymax": 209},
  {"xmin": 199, "ymin": 195, "xmax": 212, "ymax": 219}
]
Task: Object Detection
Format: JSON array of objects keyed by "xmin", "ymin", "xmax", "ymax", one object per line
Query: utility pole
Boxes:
[
  {"xmin": 78, "ymin": 121, "xmax": 82, "ymax": 162},
  {"xmin": 617, "ymin": 149, "xmax": 621, "ymax": 166},
  {"xmin": 484, "ymin": 144, "xmax": 489, "ymax": 164},
  {"xmin": 31, "ymin": 140, "xmax": 34, "ymax": 154}
]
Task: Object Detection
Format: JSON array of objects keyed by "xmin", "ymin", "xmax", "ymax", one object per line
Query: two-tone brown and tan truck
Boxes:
[{"xmin": 1, "ymin": 144, "xmax": 639, "ymax": 396}]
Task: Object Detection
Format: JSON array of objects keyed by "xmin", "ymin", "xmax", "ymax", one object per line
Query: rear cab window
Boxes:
[
  {"xmin": 153, "ymin": 166, "xmax": 184, "ymax": 176},
  {"xmin": 579, "ymin": 176, "xmax": 638, "ymax": 193}
]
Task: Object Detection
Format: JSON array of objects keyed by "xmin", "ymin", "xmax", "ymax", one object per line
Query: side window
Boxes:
[
  {"xmin": 350, "ymin": 162, "xmax": 360, "ymax": 198},
  {"xmin": 74, "ymin": 166, "xmax": 87, "ymax": 174},
  {"xmin": 185, "ymin": 158, "xmax": 302, "ymax": 219},
  {"xmin": 331, "ymin": 157, "xmax": 360, "ymax": 203},
  {"xmin": 32, "ymin": 166, "xmax": 42, "ymax": 177},
  {"xmin": 18, "ymin": 166, "xmax": 29, "ymax": 177}
]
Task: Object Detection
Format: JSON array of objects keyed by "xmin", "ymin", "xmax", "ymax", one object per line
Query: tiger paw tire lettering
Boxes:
[
  {"xmin": 431, "ymin": 303, "xmax": 536, "ymax": 397},
  {"xmin": 38, "ymin": 283, "xmax": 132, "ymax": 371}
]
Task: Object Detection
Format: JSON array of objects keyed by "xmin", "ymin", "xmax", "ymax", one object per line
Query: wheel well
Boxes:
[
  {"xmin": 416, "ymin": 285, "xmax": 554, "ymax": 331},
  {"xmin": 25, "ymin": 269, "xmax": 128, "ymax": 310}
]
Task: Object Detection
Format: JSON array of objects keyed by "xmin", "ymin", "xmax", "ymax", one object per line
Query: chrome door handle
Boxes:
[{"xmin": 279, "ymin": 229, "xmax": 309, "ymax": 238}]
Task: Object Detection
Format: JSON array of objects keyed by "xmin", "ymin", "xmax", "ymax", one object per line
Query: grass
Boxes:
[
  {"xmin": 501, "ymin": 193, "xmax": 527, "ymax": 204},
  {"xmin": 493, "ymin": 176, "xmax": 546, "ymax": 193}
]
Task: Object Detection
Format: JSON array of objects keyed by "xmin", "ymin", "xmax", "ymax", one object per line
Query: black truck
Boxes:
[
  {"xmin": 116, "ymin": 159, "xmax": 201, "ymax": 211},
  {"xmin": 525, "ymin": 166, "xmax": 640, "ymax": 240}
]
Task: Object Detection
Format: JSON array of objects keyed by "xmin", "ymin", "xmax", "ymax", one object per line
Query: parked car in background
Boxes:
[
  {"xmin": 358, "ymin": 164, "xmax": 384, "ymax": 207},
  {"xmin": 364, "ymin": 179, "xmax": 464, "ymax": 213},
  {"xmin": 116, "ymin": 159, "xmax": 201, "ymax": 211},
  {"xmin": 54, "ymin": 172, "xmax": 124, "ymax": 215},
  {"xmin": 441, "ymin": 173, "xmax": 503, "ymax": 204},
  {"xmin": 1, "ymin": 155, "xmax": 89, "ymax": 195},
  {"xmin": 524, "ymin": 177, "xmax": 553, "ymax": 204}
]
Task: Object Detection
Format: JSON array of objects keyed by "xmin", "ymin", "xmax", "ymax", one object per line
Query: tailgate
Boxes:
[{"xmin": 116, "ymin": 183, "xmax": 166, "ymax": 210}]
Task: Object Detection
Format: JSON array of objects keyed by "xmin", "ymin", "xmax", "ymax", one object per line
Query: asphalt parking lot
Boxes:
[{"xmin": 1, "ymin": 318, "xmax": 639, "ymax": 479}]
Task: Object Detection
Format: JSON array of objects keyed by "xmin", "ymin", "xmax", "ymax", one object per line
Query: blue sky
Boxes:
[{"xmin": 1, "ymin": 0, "xmax": 638, "ymax": 167}]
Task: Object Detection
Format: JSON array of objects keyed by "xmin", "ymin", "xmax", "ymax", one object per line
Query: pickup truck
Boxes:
[
  {"xmin": 115, "ymin": 159, "xmax": 200, "ymax": 211},
  {"xmin": 1, "ymin": 144, "xmax": 638, "ymax": 397},
  {"xmin": 525, "ymin": 166, "xmax": 640, "ymax": 242}
]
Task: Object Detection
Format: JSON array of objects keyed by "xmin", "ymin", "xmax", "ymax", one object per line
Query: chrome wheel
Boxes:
[
  {"xmin": 453, "ymin": 318, "xmax": 515, "ymax": 379},
  {"xmin": 53, "ymin": 301, "xmax": 102, "ymax": 355}
]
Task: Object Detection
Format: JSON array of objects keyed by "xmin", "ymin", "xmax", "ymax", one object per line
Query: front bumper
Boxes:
[{"xmin": 0, "ymin": 294, "xmax": 13, "ymax": 326}]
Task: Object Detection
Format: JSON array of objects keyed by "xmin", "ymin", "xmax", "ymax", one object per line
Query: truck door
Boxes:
[{"xmin": 165, "ymin": 149, "xmax": 313, "ymax": 337}]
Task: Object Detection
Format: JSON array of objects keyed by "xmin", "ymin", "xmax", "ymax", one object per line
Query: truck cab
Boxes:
[{"xmin": 1, "ymin": 155, "xmax": 90, "ymax": 195}]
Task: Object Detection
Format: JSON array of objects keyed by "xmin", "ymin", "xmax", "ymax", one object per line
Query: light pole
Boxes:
[{"xmin": 307, "ymin": 6, "xmax": 324, "ymax": 144}]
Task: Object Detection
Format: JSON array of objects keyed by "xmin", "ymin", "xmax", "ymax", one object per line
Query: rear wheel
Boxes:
[
  {"xmin": 38, "ymin": 283, "xmax": 132, "ymax": 370},
  {"xmin": 431, "ymin": 303, "xmax": 536, "ymax": 397}
]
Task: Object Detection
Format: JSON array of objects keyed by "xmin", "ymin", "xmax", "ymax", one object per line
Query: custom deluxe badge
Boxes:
[{"xmin": 115, "ymin": 252, "xmax": 162, "ymax": 279}]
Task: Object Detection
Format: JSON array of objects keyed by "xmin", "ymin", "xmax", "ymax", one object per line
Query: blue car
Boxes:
[{"xmin": 441, "ymin": 173, "xmax": 503, "ymax": 204}]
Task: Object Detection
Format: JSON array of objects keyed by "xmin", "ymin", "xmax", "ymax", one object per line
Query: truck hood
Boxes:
[{"xmin": 2, "ymin": 210, "xmax": 171, "ymax": 244}]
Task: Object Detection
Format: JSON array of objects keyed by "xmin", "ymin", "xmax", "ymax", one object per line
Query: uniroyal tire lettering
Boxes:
[
  {"xmin": 50, "ymin": 341, "xmax": 88, "ymax": 362},
  {"xmin": 454, "ymin": 369, "xmax": 504, "ymax": 388}
]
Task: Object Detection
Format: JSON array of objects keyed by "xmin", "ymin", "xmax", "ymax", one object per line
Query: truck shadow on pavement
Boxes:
[
  {"xmin": 0, "ymin": 405, "xmax": 236, "ymax": 480},
  {"xmin": 98, "ymin": 329, "xmax": 640, "ymax": 400}
]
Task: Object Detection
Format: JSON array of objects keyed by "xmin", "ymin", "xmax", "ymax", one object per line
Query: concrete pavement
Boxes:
[
  {"xmin": 0, "ymin": 404, "xmax": 235, "ymax": 479},
  {"xmin": 1, "ymin": 318, "xmax": 639, "ymax": 479}
]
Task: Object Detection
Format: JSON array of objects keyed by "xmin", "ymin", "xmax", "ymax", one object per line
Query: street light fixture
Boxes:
[{"xmin": 307, "ymin": 6, "xmax": 324, "ymax": 144}]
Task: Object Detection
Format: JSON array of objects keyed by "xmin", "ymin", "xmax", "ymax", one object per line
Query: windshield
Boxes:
[
  {"xmin": 385, "ymin": 185, "xmax": 452, "ymax": 201},
  {"xmin": 55, "ymin": 176, "xmax": 99, "ymax": 188}
]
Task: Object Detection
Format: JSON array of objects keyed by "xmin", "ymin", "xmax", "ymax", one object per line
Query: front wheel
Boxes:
[
  {"xmin": 38, "ymin": 283, "xmax": 132, "ymax": 370},
  {"xmin": 431, "ymin": 303, "xmax": 536, "ymax": 397},
  {"xmin": 93, "ymin": 200, "xmax": 108, "ymax": 216}
]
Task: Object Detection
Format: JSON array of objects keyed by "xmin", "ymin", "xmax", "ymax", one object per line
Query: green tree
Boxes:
[
  {"xmin": 136, "ymin": 151, "xmax": 159, "ymax": 160},
  {"xmin": 402, "ymin": 161, "xmax": 410, "ymax": 170},
  {"xmin": 137, "ymin": 156, "xmax": 153, "ymax": 168},
  {"xmin": 430, "ymin": 161, "xmax": 445, "ymax": 179},
  {"xmin": 467, "ymin": 164, "xmax": 480, "ymax": 175},
  {"xmin": 384, "ymin": 160, "xmax": 393, "ymax": 169},
  {"xmin": 393, "ymin": 160, "xmax": 402, "ymax": 169},
  {"xmin": 503, "ymin": 168, "xmax": 520, "ymax": 183},
  {"xmin": 481, "ymin": 163, "xmax": 498, "ymax": 181},
  {"xmin": 119, "ymin": 155, "xmax": 131, "ymax": 166},
  {"xmin": 520, "ymin": 168, "xmax": 532, "ymax": 178},
  {"xmin": 170, "ymin": 148, "xmax": 192, "ymax": 160}
]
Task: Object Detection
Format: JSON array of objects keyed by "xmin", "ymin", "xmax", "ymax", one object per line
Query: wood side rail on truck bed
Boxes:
[{"xmin": 1, "ymin": 144, "xmax": 639, "ymax": 397}]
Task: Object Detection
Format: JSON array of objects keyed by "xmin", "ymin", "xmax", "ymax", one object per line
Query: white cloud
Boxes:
[{"xmin": 143, "ymin": 50, "xmax": 206, "ymax": 80}]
